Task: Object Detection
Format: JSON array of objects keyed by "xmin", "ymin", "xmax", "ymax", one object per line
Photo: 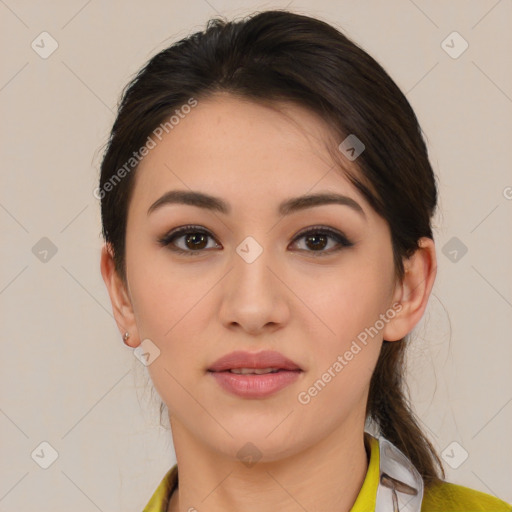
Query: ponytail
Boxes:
[{"xmin": 366, "ymin": 338, "xmax": 446, "ymax": 487}]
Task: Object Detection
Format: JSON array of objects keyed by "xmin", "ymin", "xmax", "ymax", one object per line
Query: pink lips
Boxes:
[
  {"xmin": 208, "ymin": 350, "xmax": 302, "ymax": 372},
  {"xmin": 207, "ymin": 350, "xmax": 303, "ymax": 398}
]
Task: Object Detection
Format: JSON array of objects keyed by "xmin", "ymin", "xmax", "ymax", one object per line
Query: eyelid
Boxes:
[
  {"xmin": 292, "ymin": 224, "xmax": 350, "ymax": 241},
  {"xmin": 157, "ymin": 225, "xmax": 219, "ymax": 251},
  {"xmin": 290, "ymin": 225, "xmax": 354, "ymax": 252}
]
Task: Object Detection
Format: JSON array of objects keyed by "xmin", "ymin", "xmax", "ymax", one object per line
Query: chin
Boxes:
[{"xmin": 208, "ymin": 422, "xmax": 307, "ymax": 463}]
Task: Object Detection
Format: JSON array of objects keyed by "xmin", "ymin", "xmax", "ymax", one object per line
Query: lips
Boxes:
[
  {"xmin": 207, "ymin": 350, "xmax": 302, "ymax": 373},
  {"xmin": 207, "ymin": 350, "xmax": 303, "ymax": 398}
]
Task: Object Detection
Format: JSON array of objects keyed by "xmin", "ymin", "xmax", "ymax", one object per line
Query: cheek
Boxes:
[
  {"xmin": 127, "ymin": 256, "xmax": 214, "ymax": 372},
  {"xmin": 127, "ymin": 243, "xmax": 205, "ymax": 337},
  {"xmin": 299, "ymin": 261, "xmax": 392, "ymax": 340},
  {"xmin": 295, "ymin": 257, "xmax": 392, "ymax": 393}
]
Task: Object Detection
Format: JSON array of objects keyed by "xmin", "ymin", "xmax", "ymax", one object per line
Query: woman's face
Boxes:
[{"xmin": 121, "ymin": 93, "xmax": 402, "ymax": 461}]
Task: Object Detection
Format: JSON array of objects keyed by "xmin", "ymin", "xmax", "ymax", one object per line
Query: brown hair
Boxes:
[{"xmin": 99, "ymin": 9, "xmax": 445, "ymax": 486}]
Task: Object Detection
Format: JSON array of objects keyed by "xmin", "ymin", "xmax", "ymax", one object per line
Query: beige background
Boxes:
[{"xmin": 1, "ymin": 0, "xmax": 511, "ymax": 510}]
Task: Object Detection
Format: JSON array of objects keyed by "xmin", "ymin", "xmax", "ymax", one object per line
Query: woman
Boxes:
[{"xmin": 98, "ymin": 10, "xmax": 511, "ymax": 512}]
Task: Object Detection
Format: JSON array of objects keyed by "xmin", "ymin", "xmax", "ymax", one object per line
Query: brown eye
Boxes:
[
  {"xmin": 182, "ymin": 232, "xmax": 209, "ymax": 250},
  {"xmin": 304, "ymin": 233, "xmax": 329, "ymax": 251},
  {"xmin": 158, "ymin": 225, "xmax": 219, "ymax": 256},
  {"xmin": 290, "ymin": 227, "xmax": 354, "ymax": 255}
]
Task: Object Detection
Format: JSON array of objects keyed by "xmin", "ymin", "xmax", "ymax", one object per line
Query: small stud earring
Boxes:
[{"xmin": 122, "ymin": 332, "xmax": 130, "ymax": 345}]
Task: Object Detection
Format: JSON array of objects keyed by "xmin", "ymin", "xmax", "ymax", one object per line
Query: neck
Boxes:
[{"xmin": 167, "ymin": 418, "xmax": 370, "ymax": 512}]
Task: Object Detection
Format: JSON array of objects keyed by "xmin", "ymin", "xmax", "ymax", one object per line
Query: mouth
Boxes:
[
  {"xmin": 206, "ymin": 351, "xmax": 303, "ymax": 398},
  {"xmin": 209, "ymin": 368, "xmax": 302, "ymax": 375},
  {"xmin": 208, "ymin": 368, "xmax": 303, "ymax": 398},
  {"xmin": 207, "ymin": 350, "xmax": 302, "ymax": 373}
]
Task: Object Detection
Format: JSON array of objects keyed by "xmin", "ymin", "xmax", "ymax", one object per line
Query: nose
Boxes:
[{"xmin": 217, "ymin": 242, "xmax": 290, "ymax": 335}]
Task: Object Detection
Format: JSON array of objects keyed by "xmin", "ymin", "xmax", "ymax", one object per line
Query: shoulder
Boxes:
[
  {"xmin": 422, "ymin": 479, "xmax": 512, "ymax": 512},
  {"xmin": 143, "ymin": 465, "xmax": 178, "ymax": 512}
]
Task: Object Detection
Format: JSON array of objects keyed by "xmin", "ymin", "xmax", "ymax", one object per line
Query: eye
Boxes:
[
  {"xmin": 157, "ymin": 224, "xmax": 354, "ymax": 256},
  {"xmin": 290, "ymin": 226, "xmax": 354, "ymax": 255},
  {"xmin": 157, "ymin": 225, "xmax": 219, "ymax": 256}
]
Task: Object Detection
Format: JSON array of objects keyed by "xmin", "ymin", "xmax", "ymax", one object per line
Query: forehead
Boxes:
[{"xmin": 130, "ymin": 93, "xmax": 366, "ymax": 216}]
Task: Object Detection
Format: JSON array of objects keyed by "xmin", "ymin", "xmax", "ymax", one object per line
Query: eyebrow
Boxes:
[{"xmin": 147, "ymin": 190, "xmax": 366, "ymax": 219}]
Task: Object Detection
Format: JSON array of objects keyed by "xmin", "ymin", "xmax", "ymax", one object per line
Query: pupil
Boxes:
[
  {"xmin": 186, "ymin": 233, "xmax": 207, "ymax": 249},
  {"xmin": 306, "ymin": 234, "xmax": 327, "ymax": 250}
]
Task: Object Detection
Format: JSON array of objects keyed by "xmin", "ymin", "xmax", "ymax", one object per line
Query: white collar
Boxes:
[{"xmin": 374, "ymin": 436, "xmax": 424, "ymax": 512}]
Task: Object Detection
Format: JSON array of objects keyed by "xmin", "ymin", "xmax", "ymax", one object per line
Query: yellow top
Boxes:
[{"xmin": 143, "ymin": 434, "xmax": 511, "ymax": 511}]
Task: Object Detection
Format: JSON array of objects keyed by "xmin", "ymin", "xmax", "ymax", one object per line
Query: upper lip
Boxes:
[{"xmin": 208, "ymin": 350, "xmax": 302, "ymax": 372}]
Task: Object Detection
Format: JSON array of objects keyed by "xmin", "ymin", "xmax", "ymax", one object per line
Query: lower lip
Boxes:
[{"xmin": 209, "ymin": 370, "xmax": 302, "ymax": 398}]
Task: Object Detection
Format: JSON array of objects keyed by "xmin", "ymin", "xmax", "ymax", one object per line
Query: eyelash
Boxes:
[{"xmin": 157, "ymin": 224, "xmax": 354, "ymax": 257}]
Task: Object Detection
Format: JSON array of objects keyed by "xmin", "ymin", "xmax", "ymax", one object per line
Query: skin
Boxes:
[{"xmin": 101, "ymin": 93, "xmax": 437, "ymax": 512}]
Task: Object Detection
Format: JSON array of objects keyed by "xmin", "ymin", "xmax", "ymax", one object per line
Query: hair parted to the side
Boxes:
[{"xmin": 99, "ymin": 9, "xmax": 445, "ymax": 486}]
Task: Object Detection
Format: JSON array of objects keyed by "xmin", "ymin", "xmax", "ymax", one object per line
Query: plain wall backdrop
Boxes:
[{"xmin": 1, "ymin": 0, "xmax": 511, "ymax": 510}]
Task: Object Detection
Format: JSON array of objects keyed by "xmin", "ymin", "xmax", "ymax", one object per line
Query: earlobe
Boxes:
[
  {"xmin": 382, "ymin": 237, "xmax": 437, "ymax": 342},
  {"xmin": 100, "ymin": 244, "xmax": 140, "ymax": 347}
]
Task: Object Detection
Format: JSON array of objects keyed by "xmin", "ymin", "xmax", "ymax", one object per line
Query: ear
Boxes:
[
  {"xmin": 382, "ymin": 237, "xmax": 437, "ymax": 342},
  {"xmin": 100, "ymin": 243, "xmax": 140, "ymax": 348}
]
